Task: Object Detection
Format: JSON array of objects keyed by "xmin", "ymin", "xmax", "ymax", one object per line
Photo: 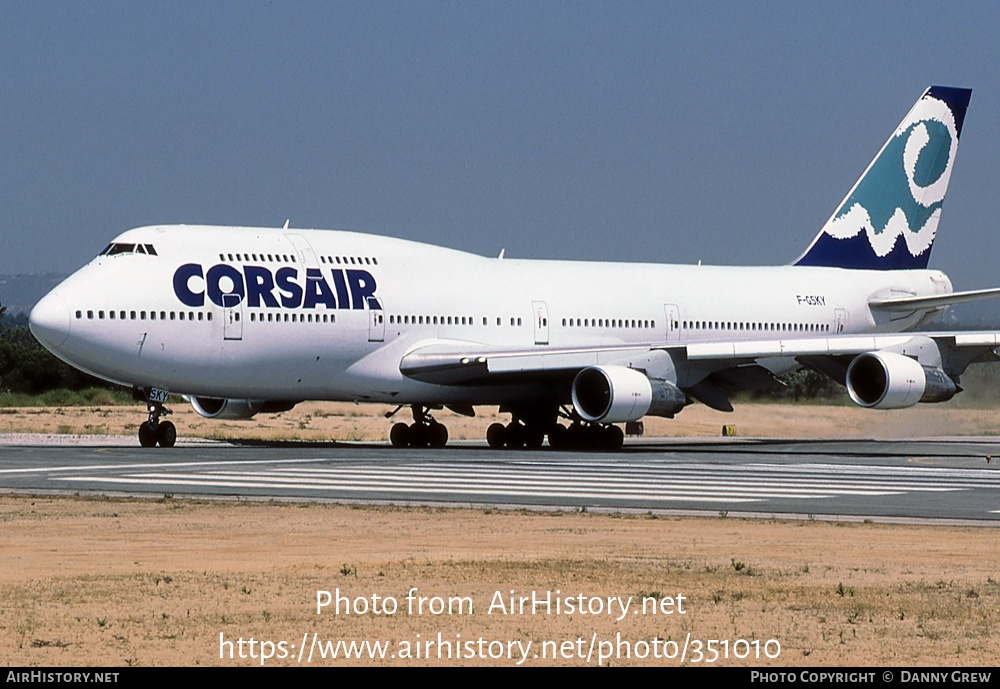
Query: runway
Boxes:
[{"xmin": 3, "ymin": 436, "xmax": 1000, "ymax": 522}]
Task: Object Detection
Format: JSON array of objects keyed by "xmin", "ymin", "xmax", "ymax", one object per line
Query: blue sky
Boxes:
[{"xmin": 4, "ymin": 1, "xmax": 1000, "ymax": 290}]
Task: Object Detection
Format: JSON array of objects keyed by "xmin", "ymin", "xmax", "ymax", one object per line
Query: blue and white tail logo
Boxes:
[{"xmin": 795, "ymin": 86, "xmax": 972, "ymax": 270}]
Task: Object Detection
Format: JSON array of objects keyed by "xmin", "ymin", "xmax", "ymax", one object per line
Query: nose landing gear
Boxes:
[{"xmin": 136, "ymin": 387, "xmax": 176, "ymax": 448}]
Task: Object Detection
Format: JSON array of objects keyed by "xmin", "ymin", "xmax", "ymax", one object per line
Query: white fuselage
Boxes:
[{"xmin": 29, "ymin": 225, "xmax": 951, "ymax": 404}]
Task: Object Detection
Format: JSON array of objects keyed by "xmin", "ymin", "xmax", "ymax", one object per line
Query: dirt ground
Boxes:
[
  {"xmin": 3, "ymin": 497, "xmax": 999, "ymax": 667},
  {"xmin": 2, "ymin": 402, "xmax": 1000, "ymax": 667}
]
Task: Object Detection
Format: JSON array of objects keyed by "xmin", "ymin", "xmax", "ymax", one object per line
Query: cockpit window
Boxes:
[
  {"xmin": 100, "ymin": 243, "xmax": 157, "ymax": 257},
  {"xmin": 104, "ymin": 243, "xmax": 135, "ymax": 255}
]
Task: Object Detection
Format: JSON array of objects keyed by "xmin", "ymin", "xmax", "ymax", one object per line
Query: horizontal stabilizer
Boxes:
[{"xmin": 869, "ymin": 287, "xmax": 1000, "ymax": 312}]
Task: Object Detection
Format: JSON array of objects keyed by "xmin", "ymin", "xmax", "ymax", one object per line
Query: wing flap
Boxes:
[
  {"xmin": 687, "ymin": 335, "xmax": 913, "ymax": 361},
  {"xmin": 399, "ymin": 343, "xmax": 655, "ymax": 385},
  {"xmin": 953, "ymin": 332, "xmax": 1000, "ymax": 346}
]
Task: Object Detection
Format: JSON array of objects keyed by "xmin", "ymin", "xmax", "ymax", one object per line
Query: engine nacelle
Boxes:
[
  {"xmin": 188, "ymin": 397, "xmax": 298, "ymax": 420},
  {"xmin": 846, "ymin": 351, "xmax": 956, "ymax": 409},
  {"xmin": 571, "ymin": 365, "xmax": 687, "ymax": 423}
]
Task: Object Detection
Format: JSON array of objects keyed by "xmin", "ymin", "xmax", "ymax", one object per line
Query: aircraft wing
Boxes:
[
  {"xmin": 400, "ymin": 331, "xmax": 1000, "ymax": 388},
  {"xmin": 687, "ymin": 332, "xmax": 1000, "ymax": 399}
]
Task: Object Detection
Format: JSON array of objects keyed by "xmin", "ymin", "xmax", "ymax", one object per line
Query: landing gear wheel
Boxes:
[
  {"xmin": 504, "ymin": 422, "xmax": 525, "ymax": 449},
  {"xmin": 390, "ymin": 405, "xmax": 450, "ymax": 449},
  {"xmin": 524, "ymin": 428, "xmax": 545, "ymax": 449},
  {"xmin": 156, "ymin": 421, "xmax": 177, "ymax": 448},
  {"xmin": 428, "ymin": 422, "xmax": 448, "ymax": 448},
  {"xmin": 138, "ymin": 421, "xmax": 157, "ymax": 448},
  {"xmin": 548, "ymin": 424, "xmax": 569, "ymax": 450},
  {"xmin": 486, "ymin": 423, "xmax": 506, "ymax": 449},
  {"xmin": 408, "ymin": 422, "xmax": 429, "ymax": 448},
  {"xmin": 603, "ymin": 424, "xmax": 624, "ymax": 451},
  {"xmin": 583, "ymin": 424, "xmax": 604, "ymax": 450},
  {"xmin": 390, "ymin": 422, "xmax": 410, "ymax": 448}
]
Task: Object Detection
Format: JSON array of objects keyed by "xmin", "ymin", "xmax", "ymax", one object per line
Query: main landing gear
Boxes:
[
  {"xmin": 484, "ymin": 403, "xmax": 555, "ymax": 450},
  {"xmin": 546, "ymin": 420, "xmax": 624, "ymax": 451},
  {"xmin": 384, "ymin": 404, "xmax": 625, "ymax": 451},
  {"xmin": 487, "ymin": 406, "xmax": 625, "ymax": 451},
  {"xmin": 485, "ymin": 420, "xmax": 545, "ymax": 449},
  {"xmin": 486, "ymin": 420, "xmax": 623, "ymax": 450},
  {"xmin": 389, "ymin": 405, "xmax": 449, "ymax": 448},
  {"xmin": 136, "ymin": 388, "xmax": 176, "ymax": 448}
]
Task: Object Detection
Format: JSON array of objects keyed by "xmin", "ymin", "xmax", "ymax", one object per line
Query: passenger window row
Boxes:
[
  {"xmin": 249, "ymin": 312, "xmax": 336, "ymax": 323},
  {"xmin": 220, "ymin": 252, "xmax": 296, "ymax": 263},
  {"xmin": 76, "ymin": 310, "xmax": 211, "ymax": 322},
  {"xmin": 213, "ymin": 252, "xmax": 380, "ymax": 267},
  {"xmin": 563, "ymin": 318, "xmax": 656, "ymax": 329},
  {"xmin": 320, "ymin": 255, "xmax": 378, "ymax": 266},
  {"xmin": 388, "ymin": 315, "xmax": 524, "ymax": 327},
  {"xmin": 682, "ymin": 320, "xmax": 829, "ymax": 333}
]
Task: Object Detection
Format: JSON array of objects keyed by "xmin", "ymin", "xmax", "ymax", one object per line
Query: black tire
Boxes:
[
  {"xmin": 156, "ymin": 421, "xmax": 177, "ymax": 448},
  {"xmin": 138, "ymin": 421, "xmax": 157, "ymax": 448},
  {"xmin": 486, "ymin": 423, "xmax": 506, "ymax": 449},
  {"xmin": 584, "ymin": 425, "xmax": 605, "ymax": 451},
  {"xmin": 504, "ymin": 422, "xmax": 525, "ymax": 449},
  {"xmin": 564, "ymin": 424, "xmax": 582, "ymax": 450},
  {"xmin": 408, "ymin": 422, "xmax": 428, "ymax": 448},
  {"xmin": 428, "ymin": 422, "xmax": 448, "ymax": 448},
  {"xmin": 390, "ymin": 422, "xmax": 410, "ymax": 447},
  {"xmin": 603, "ymin": 424, "xmax": 624, "ymax": 451},
  {"xmin": 548, "ymin": 424, "xmax": 568, "ymax": 450}
]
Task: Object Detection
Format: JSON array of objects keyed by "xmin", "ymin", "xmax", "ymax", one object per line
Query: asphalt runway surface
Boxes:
[{"xmin": 4, "ymin": 436, "xmax": 1000, "ymax": 522}]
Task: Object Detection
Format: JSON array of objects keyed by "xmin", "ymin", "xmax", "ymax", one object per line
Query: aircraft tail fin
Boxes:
[{"xmin": 794, "ymin": 86, "xmax": 972, "ymax": 270}]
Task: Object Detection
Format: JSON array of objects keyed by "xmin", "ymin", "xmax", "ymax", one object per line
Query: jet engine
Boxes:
[
  {"xmin": 845, "ymin": 351, "xmax": 957, "ymax": 409},
  {"xmin": 571, "ymin": 365, "xmax": 687, "ymax": 423},
  {"xmin": 188, "ymin": 397, "xmax": 298, "ymax": 420}
]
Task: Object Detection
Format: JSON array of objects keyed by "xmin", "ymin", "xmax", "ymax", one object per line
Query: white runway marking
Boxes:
[{"xmin": 45, "ymin": 458, "xmax": 996, "ymax": 506}]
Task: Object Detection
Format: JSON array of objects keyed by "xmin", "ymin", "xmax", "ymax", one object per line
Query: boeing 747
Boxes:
[{"xmin": 30, "ymin": 86, "xmax": 1000, "ymax": 449}]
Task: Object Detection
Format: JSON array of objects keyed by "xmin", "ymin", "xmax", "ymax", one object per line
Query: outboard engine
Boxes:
[{"xmin": 846, "ymin": 352, "xmax": 957, "ymax": 409}]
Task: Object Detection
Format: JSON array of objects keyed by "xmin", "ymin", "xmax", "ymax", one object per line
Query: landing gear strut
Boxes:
[
  {"xmin": 389, "ymin": 405, "xmax": 449, "ymax": 448},
  {"xmin": 137, "ymin": 389, "xmax": 176, "ymax": 448}
]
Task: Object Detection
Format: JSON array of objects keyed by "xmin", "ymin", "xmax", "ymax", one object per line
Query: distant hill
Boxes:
[{"xmin": 0, "ymin": 273, "xmax": 68, "ymax": 313}]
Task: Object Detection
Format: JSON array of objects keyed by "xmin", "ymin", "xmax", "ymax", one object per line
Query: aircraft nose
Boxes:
[{"xmin": 29, "ymin": 292, "xmax": 71, "ymax": 349}]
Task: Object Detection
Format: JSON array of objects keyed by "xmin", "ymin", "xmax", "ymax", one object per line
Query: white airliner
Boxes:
[{"xmin": 29, "ymin": 86, "xmax": 1000, "ymax": 449}]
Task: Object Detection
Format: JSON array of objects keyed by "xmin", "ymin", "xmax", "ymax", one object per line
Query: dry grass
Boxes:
[
  {"xmin": 5, "ymin": 399, "xmax": 1000, "ymax": 442},
  {"xmin": 2, "ymin": 496, "xmax": 1000, "ymax": 666}
]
